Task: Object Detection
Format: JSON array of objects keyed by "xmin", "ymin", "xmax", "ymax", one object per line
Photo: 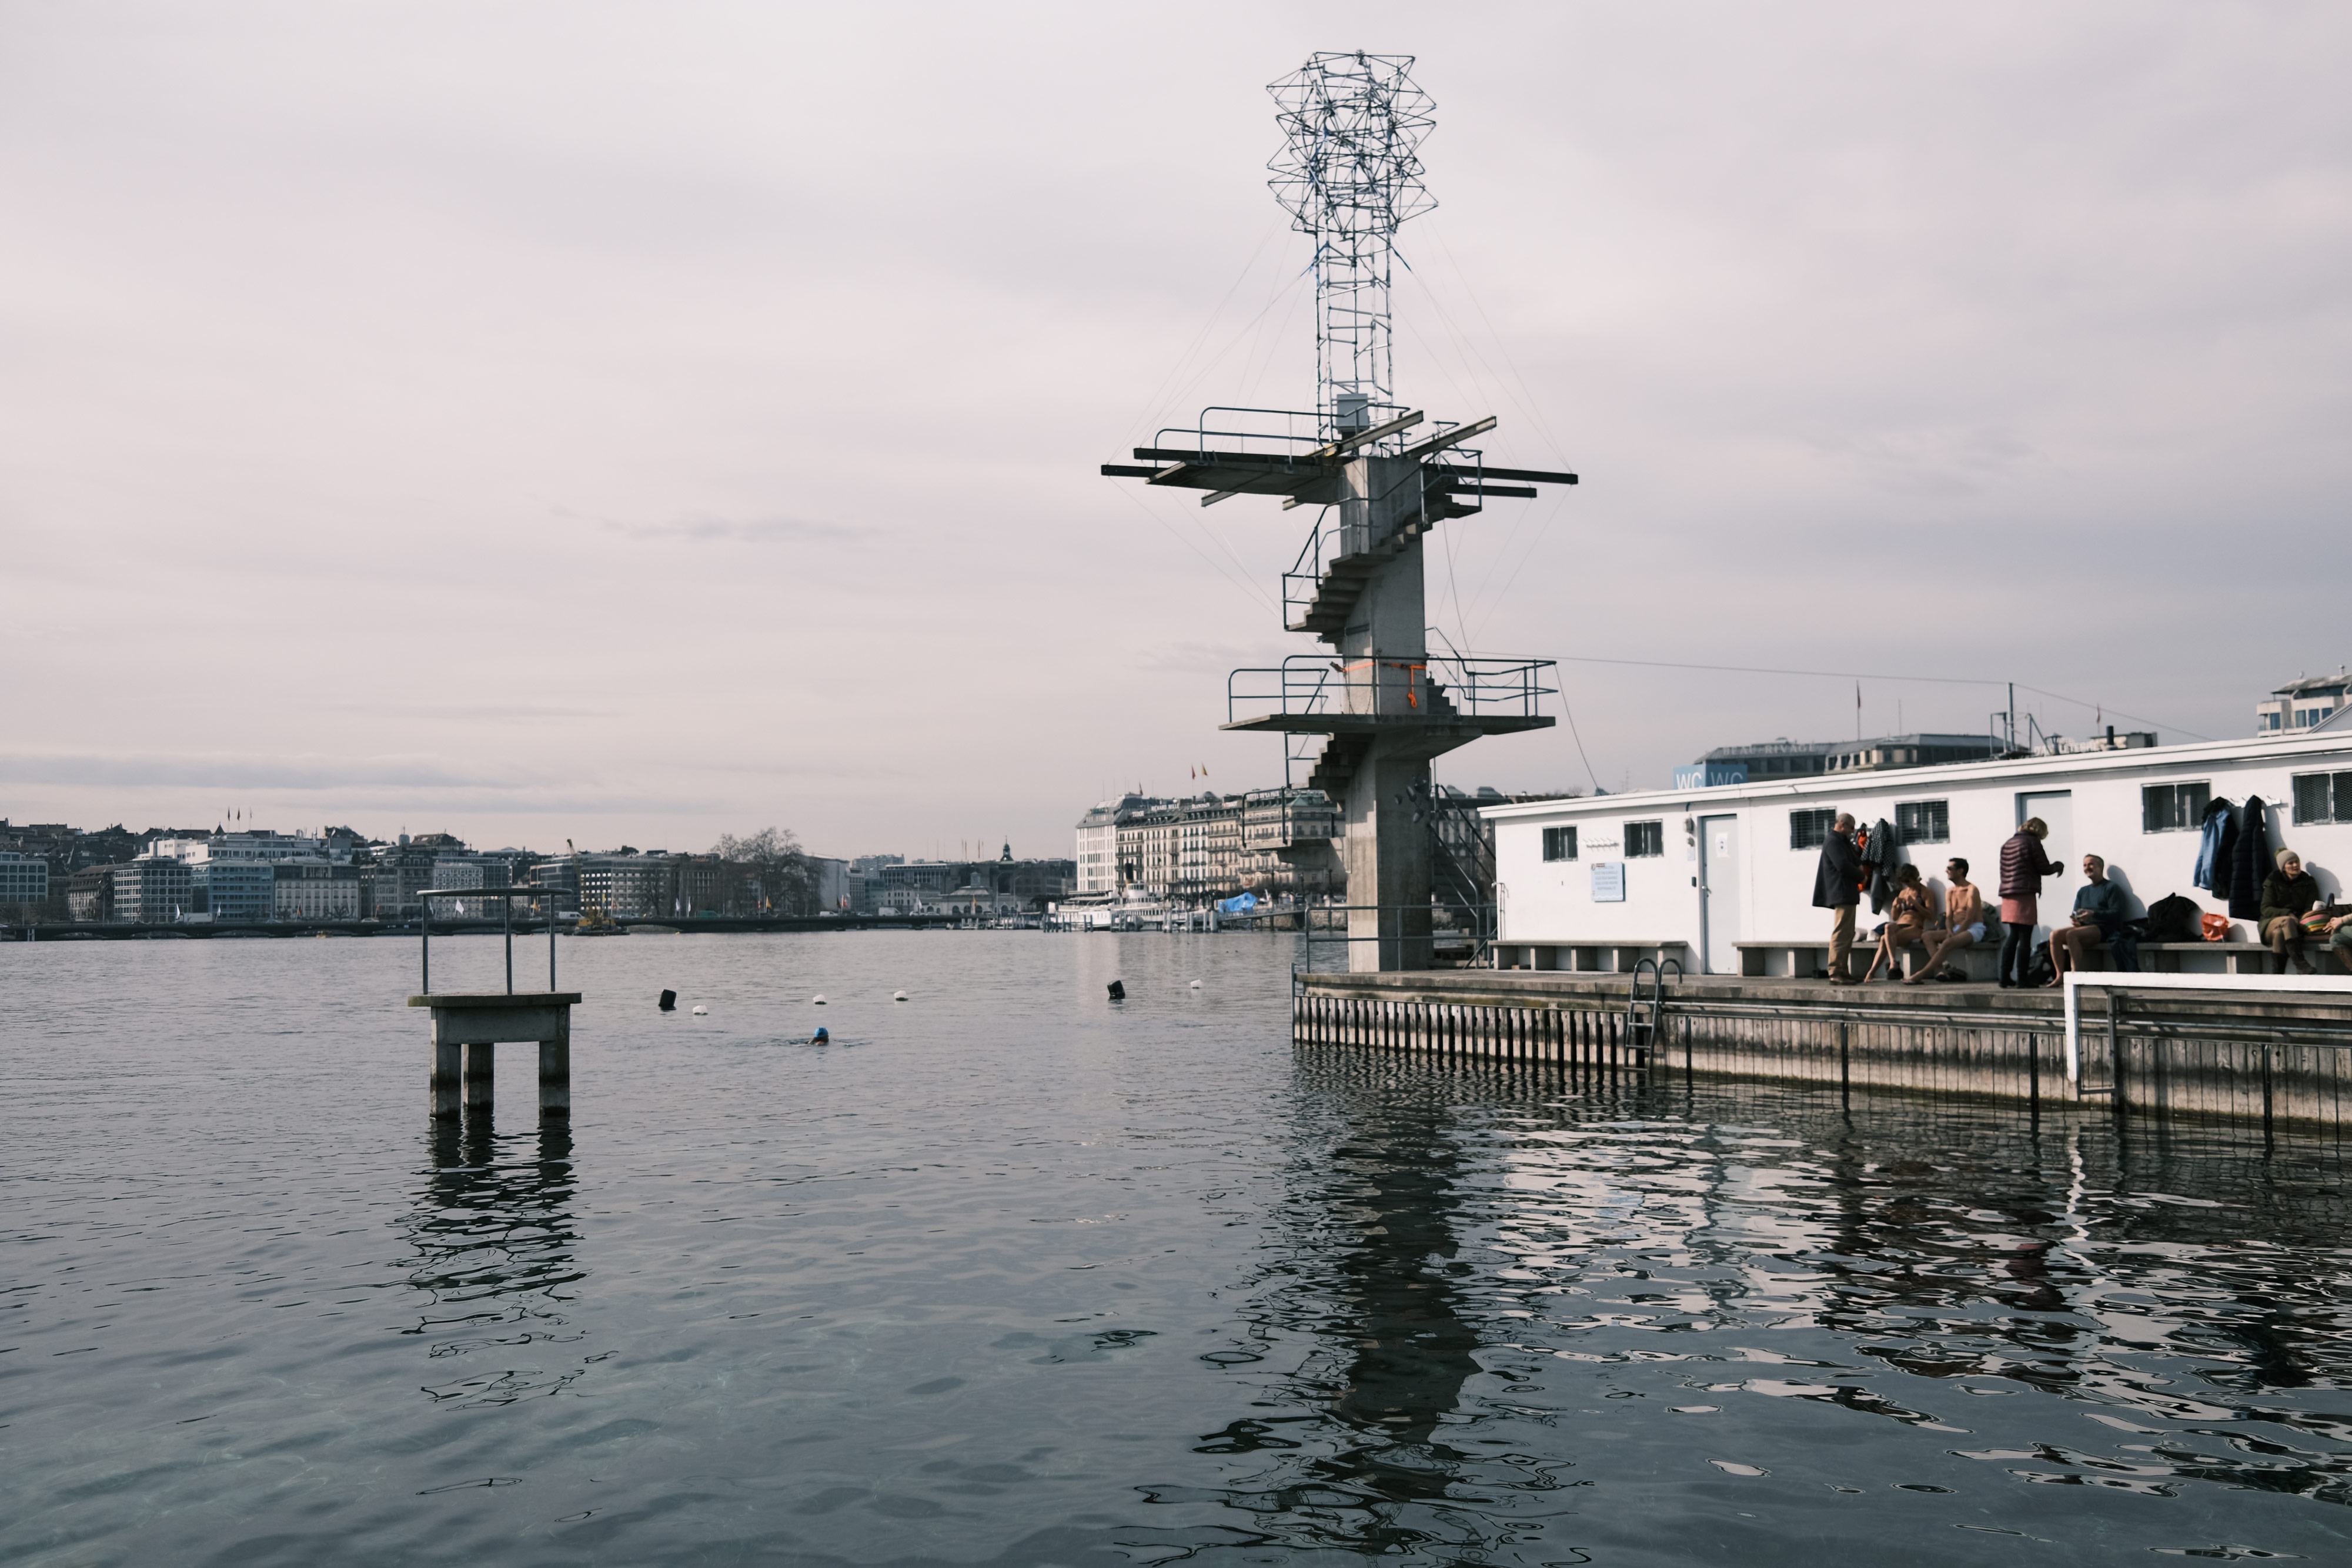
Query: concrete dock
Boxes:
[{"xmin": 1293, "ymin": 969, "xmax": 2352, "ymax": 1130}]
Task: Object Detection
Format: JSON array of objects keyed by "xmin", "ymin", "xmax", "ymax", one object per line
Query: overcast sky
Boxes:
[{"xmin": 4, "ymin": 3, "xmax": 2347, "ymax": 860}]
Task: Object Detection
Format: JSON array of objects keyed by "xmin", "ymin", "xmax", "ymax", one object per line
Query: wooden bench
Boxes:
[
  {"xmin": 1496, "ymin": 940, "xmax": 1691, "ymax": 974},
  {"xmin": 1736, "ymin": 936, "xmax": 2284, "ymax": 981}
]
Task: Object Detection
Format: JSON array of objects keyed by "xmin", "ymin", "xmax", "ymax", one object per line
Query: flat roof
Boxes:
[{"xmin": 1482, "ymin": 730, "xmax": 2352, "ymax": 822}]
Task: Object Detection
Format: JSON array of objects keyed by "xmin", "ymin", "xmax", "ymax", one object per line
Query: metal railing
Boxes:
[
  {"xmin": 418, "ymin": 886, "xmax": 574, "ymax": 997},
  {"xmin": 1227, "ymin": 653, "xmax": 1556, "ymax": 724}
]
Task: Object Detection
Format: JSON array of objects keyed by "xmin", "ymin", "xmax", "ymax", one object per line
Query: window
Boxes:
[
  {"xmin": 1789, "ymin": 808, "xmax": 1836, "ymax": 850},
  {"xmin": 2141, "ymin": 781, "xmax": 2211, "ymax": 833},
  {"xmin": 2293, "ymin": 771, "xmax": 2352, "ymax": 825},
  {"xmin": 1542, "ymin": 825, "xmax": 1577, "ymax": 862},
  {"xmin": 1625, "ymin": 821, "xmax": 1663, "ymax": 858},
  {"xmin": 1895, "ymin": 800, "xmax": 1949, "ymax": 844}
]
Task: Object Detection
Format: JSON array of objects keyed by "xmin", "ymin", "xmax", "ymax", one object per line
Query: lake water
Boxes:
[{"xmin": 4, "ymin": 930, "xmax": 2350, "ymax": 1566}]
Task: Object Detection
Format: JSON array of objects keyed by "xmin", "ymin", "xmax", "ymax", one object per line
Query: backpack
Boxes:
[
  {"xmin": 2144, "ymin": 894, "xmax": 2201, "ymax": 945},
  {"xmin": 2023, "ymin": 944, "xmax": 2056, "ymax": 988}
]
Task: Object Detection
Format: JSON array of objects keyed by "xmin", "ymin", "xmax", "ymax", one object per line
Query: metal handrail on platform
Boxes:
[
  {"xmin": 1227, "ymin": 653, "xmax": 1556, "ymax": 724},
  {"xmin": 2062, "ymin": 971, "xmax": 2352, "ymax": 1083},
  {"xmin": 418, "ymin": 885, "xmax": 576, "ymax": 998}
]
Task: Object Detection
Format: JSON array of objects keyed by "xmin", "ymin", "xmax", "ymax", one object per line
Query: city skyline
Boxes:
[{"xmin": 6, "ymin": 5, "xmax": 2348, "ymax": 852}]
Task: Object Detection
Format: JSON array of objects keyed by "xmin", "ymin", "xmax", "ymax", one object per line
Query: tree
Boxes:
[{"xmin": 713, "ymin": 827, "xmax": 816, "ymax": 917}]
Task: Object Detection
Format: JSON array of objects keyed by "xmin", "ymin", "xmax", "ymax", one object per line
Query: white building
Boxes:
[
  {"xmin": 149, "ymin": 830, "xmax": 336, "ymax": 864},
  {"xmin": 1485, "ymin": 730, "xmax": 2352, "ymax": 976},
  {"xmin": 2256, "ymin": 670, "xmax": 2350, "ymax": 735},
  {"xmin": 275, "ymin": 860, "xmax": 361, "ymax": 921}
]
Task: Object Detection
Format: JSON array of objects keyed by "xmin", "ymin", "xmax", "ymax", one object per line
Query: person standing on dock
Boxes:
[
  {"xmin": 1997, "ymin": 817, "xmax": 2059, "ymax": 988},
  {"xmin": 1813, "ymin": 813, "xmax": 1864, "ymax": 985}
]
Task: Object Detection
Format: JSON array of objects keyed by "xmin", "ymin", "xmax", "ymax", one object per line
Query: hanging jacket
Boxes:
[
  {"xmin": 2192, "ymin": 797, "xmax": 2232, "ymax": 892},
  {"xmin": 2210, "ymin": 803, "xmax": 2240, "ymax": 905},
  {"xmin": 2227, "ymin": 795, "xmax": 2270, "ymax": 921},
  {"xmin": 1863, "ymin": 817, "xmax": 1899, "ymax": 912},
  {"xmin": 1999, "ymin": 829, "xmax": 2059, "ymax": 900}
]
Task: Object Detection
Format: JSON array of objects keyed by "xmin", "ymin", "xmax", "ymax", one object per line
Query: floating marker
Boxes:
[
  {"xmin": 1189, "ymin": 980, "xmax": 1202, "ymax": 989},
  {"xmin": 892, "ymin": 990, "xmax": 908, "ymax": 1002},
  {"xmin": 690, "ymin": 1004, "xmax": 708, "ymax": 1015},
  {"xmin": 812, "ymin": 995, "xmax": 827, "ymax": 1006},
  {"xmin": 659, "ymin": 989, "xmax": 677, "ymax": 1011},
  {"xmin": 1106, "ymin": 980, "xmax": 1125, "ymax": 1001}
]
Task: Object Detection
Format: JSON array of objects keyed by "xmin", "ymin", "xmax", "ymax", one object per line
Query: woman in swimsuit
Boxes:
[{"xmin": 1864, "ymin": 864, "xmax": 1942, "ymax": 982}]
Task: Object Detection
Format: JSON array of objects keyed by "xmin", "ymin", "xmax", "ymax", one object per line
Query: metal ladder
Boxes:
[{"xmin": 1626, "ymin": 956, "xmax": 1681, "ymax": 1064}]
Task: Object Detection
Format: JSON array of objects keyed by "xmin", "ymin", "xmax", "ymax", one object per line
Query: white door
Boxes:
[
  {"xmin": 2017, "ymin": 790, "xmax": 2073, "ymax": 938},
  {"xmin": 1699, "ymin": 814, "xmax": 1741, "ymax": 974}
]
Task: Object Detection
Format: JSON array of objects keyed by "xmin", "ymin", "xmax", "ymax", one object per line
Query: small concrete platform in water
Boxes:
[
  {"xmin": 411, "ymin": 884, "xmax": 580, "ymax": 1119},
  {"xmin": 409, "ymin": 991, "xmax": 582, "ymax": 1118},
  {"xmin": 1293, "ymin": 968, "xmax": 2352, "ymax": 1130}
]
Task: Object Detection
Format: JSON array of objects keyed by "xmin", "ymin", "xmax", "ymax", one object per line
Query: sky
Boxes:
[{"xmin": 4, "ymin": 2, "xmax": 2348, "ymax": 861}]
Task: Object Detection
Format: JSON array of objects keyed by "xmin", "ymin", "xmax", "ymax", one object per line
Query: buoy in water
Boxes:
[
  {"xmin": 659, "ymin": 989, "xmax": 677, "ymax": 1011},
  {"xmin": 691, "ymin": 1004, "xmax": 708, "ymax": 1016},
  {"xmin": 1106, "ymin": 980, "xmax": 1125, "ymax": 1001},
  {"xmin": 1189, "ymin": 980, "xmax": 1202, "ymax": 989},
  {"xmin": 812, "ymin": 994, "xmax": 827, "ymax": 1005},
  {"xmin": 892, "ymin": 990, "xmax": 907, "ymax": 1002}
]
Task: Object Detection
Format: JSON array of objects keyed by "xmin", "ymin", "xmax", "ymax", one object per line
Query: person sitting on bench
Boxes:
[
  {"xmin": 1864, "ymin": 864, "xmax": 1940, "ymax": 982},
  {"xmin": 2261, "ymin": 850, "xmax": 2323, "ymax": 975},
  {"xmin": 1907, "ymin": 857, "xmax": 1986, "ymax": 984},
  {"xmin": 2049, "ymin": 854, "xmax": 2129, "ymax": 983}
]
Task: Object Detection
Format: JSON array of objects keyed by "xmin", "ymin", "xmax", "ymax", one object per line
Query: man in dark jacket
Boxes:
[
  {"xmin": 1812, "ymin": 813, "xmax": 1863, "ymax": 984},
  {"xmin": 2261, "ymin": 849, "xmax": 2321, "ymax": 975}
]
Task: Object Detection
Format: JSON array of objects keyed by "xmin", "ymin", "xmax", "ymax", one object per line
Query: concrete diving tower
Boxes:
[{"xmin": 1103, "ymin": 408, "xmax": 1572, "ymax": 971}]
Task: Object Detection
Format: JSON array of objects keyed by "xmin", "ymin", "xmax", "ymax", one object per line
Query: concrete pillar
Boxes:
[
  {"xmin": 1345, "ymin": 743, "xmax": 1434, "ymax": 972},
  {"xmin": 539, "ymin": 1036, "xmax": 570, "ymax": 1117},
  {"xmin": 465, "ymin": 1039, "xmax": 495, "ymax": 1112},
  {"xmin": 430, "ymin": 1014, "xmax": 460, "ymax": 1120}
]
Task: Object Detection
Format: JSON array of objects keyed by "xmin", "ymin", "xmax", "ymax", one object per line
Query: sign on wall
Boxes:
[{"xmin": 1591, "ymin": 861, "xmax": 1625, "ymax": 902}]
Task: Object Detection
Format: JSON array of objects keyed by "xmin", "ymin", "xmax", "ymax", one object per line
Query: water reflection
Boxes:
[
  {"xmin": 1185, "ymin": 1054, "xmax": 2352, "ymax": 1563},
  {"xmin": 401, "ymin": 1113, "xmax": 588, "ymax": 1406}
]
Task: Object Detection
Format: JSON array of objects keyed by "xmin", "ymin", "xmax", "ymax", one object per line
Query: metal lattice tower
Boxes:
[{"xmin": 1268, "ymin": 52, "xmax": 1437, "ymax": 441}]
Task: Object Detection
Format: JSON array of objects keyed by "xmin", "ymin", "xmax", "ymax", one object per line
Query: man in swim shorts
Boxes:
[{"xmin": 1906, "ymin": 857, "xmax": 1986, "ymax": 984}]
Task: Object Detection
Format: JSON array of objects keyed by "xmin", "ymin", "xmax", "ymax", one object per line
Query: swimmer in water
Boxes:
[{"xmin": 812, "ymin": 1026, "xmax": 829, "ymax": 1044}]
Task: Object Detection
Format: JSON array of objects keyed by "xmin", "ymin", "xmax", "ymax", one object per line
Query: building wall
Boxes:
[
  {"xmin": 275, "ymin": 861, "xmax": 360, "ymax": 920},
  {"xmin": 1488, "ymin": 732, "xmax": 2352, "ymax": 971},
  {"xmin": 199, "ymin": 860, "xmax": 276, "ymax": 922},
  {"xmin": 111, "ymin": 857, "xmax": 195, "ymax": 922},
  {"xmin": 0, "ymin": 852, "xmax": 49, "ymax": 908}
]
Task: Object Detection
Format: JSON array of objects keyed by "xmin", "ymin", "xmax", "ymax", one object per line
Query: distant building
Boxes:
[
  {"xmin": 196, "ymin": 860, "xmax": 276, "ymax": 922},
  {"xmin": 275, "ymin": 860, "xmax": 361, "ymax": 921},
  {"xmin": 875, "ymin": 848, "xmax": 1075, "ymax": 915},
  {"xmin": 573, "ymin": 854, "xmax": 674, "ymax": 920},
  {"xmin": 2257, "ymin": 669, "xmax": 2350, "ymax": 735},
  {"xmin": 112, "ymin": 856, "xmax": 196, "ymax": 923},
  {"xmin": 366, "ymin": 842, "xmax": 446, "ymax": 920},
  {"xmin": 0, "ymin": 851, "xmax": 49, "ymax": 911},
  {"xmin": 149, "ymin": 829, "xmax": 338, "ymax": 865},
  {"xmin": 1686, "ymin": 735, "xmax": 2005, "ymax": 787},
  {"xmin": 1071, "ymin": 788, "xmax": 1339, "ymax": 904},
  {"xmin": 66, "ymin": 865, "xmax": 113, "ymax": 922}
]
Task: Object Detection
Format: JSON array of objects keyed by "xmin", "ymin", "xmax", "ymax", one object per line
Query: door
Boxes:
[
  {"xmin": 1699, "ymin": 814, "xmax": 1741, "ymax": 974},
  {"xmin": 2017, "ymin": 790, "xmax": 2073, "ymax": 939}
]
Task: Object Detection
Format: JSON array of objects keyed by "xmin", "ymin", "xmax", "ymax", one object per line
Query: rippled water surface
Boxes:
[{"xmin": 6, "ymin": 932, "xmax": 2352, "ymax": 1566}]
